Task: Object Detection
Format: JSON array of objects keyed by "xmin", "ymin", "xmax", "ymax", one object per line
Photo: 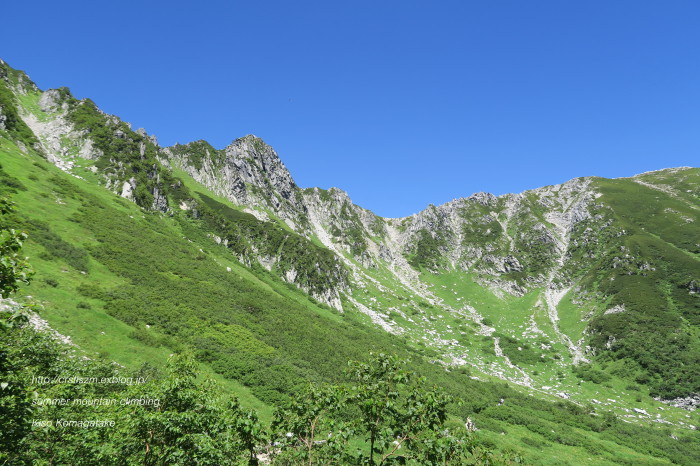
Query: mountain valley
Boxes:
[{"xmin": 1, "ymin": 58, "xmax": 699, "ymax": 464}]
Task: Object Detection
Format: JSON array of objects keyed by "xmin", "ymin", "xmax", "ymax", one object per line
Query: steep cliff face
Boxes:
[{"xmin": 167, "ymin": 136, "xmax": 307, "ymax": 228}]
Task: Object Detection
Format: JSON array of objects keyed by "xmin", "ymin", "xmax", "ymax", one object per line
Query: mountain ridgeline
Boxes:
[
  {"xmin": 2, "ymin": 58, "xmax": 700, "ymax": 463},
  {"xmin": 2, "ymin": 58, "xmax": 699, "ymax": 397}
]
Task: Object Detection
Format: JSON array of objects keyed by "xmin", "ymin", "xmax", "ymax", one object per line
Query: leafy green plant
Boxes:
[
  {"xmin": 345, "ymin": 353, "xmax": 474, "ymax": 464},
  {"xmin": 271, "ymin": 384, "xmax": 352, "ymax": 464},
  {"xmin": 0, "ymin": 198, "xmax": 33, "ymax": 298}
]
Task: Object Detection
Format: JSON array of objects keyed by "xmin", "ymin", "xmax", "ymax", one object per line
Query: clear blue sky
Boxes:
[{"xmin": 5, "ymin": 1, "xmax": 699, "ymax": 217}]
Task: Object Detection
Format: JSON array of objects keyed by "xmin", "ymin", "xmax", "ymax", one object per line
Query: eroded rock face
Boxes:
[
  {"xmin": 39, "ymin": 89, "xmax": 65, "ymax": 112},
  {"xmin": 168, "ymin": 135, "xmax": 306, "ymax": 223},
  {"xmin": 376, "ymin": 177, "xmax": 598, "ymax": 296},
  {"xmin": 227, "ymin": 136, "xmax": 297, "ymax": 202},
  {"xmin": 21, "ymin": 88, "xmax": 103, "ymax": 169}
]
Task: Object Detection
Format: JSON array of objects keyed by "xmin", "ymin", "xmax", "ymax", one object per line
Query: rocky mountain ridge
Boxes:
[
  {"xmin": 2, "ymin": 59, "xmax": 699, "ymax": 406},
  {"xmin": 167, "ymin": 132, "xmax": 609, "ymax": 301},
  {"xmin": 0, "ymin": 61, "xmax": 637, "ymax": 303}
]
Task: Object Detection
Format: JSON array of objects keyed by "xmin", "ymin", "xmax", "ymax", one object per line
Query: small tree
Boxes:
[
  {"xmin": 347, "ymin": 353, "xmax": 473, "ymax": 464},
  {"xmin": 118, "ymin": 353, "xmax": 265, "ymax": 465},
  {"xmin": 273, "ymin": 353, "xmax": 477, "ymax": 465},
  {"xmin": 271, "ymin": 383, "xmax": 352, "ymax": 465}
]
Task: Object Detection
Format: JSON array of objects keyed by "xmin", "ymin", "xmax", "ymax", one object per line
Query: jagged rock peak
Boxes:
[
  {"xmin": 224, "ymin": 134, "xmax": 298, "ymax": 194},
  {"xmin": 165, "ymin": 134, "xmax": 303, "ymax": 216}
]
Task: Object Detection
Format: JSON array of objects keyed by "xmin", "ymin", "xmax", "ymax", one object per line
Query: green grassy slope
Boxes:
[
  {"xmin": 2, "ymin": 144, "xmax": 699, "ymax": 463},
  {"xmin": 583, "ymin": 175, "xmax": 700, "ymax": 398}
]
